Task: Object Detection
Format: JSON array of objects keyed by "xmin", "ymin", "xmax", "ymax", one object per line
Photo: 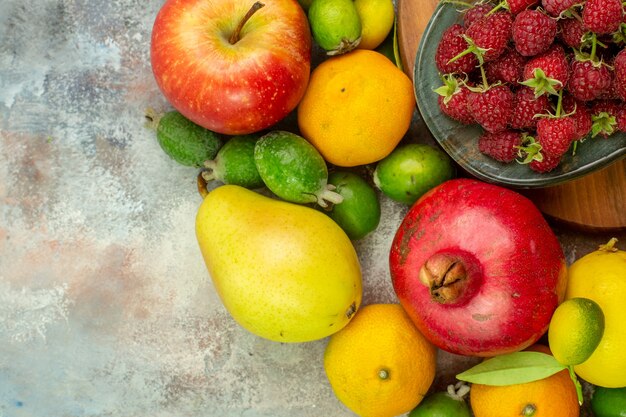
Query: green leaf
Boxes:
[{"xmin": 456, "ymin": 351, "xmax": 567, "ymax": 386}]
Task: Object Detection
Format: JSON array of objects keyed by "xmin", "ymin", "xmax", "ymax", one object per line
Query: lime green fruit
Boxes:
[
  {"xmin": 591, "ymin": 386, "xmax": 626, "ymax": 417},
  {"xmin": 548, "ymin": 297, "xmax": 605, "ymax": 366},
  {"xmin": 325, "ymin": 171, "xmax": 381, "ymax": 240},
  {"xmin": 308, "ymin": 0, "xmax": 362, "ymax": 55},
  {"xmin": 203, "ymin": 134, "xmax": 264, "ymax": 189},
  {"xmin": 354, "ymin": 0, "xmax": 395, "ymax": 50},
  {"xmin": 149, "ymin": 109, "xmax": 223, "ymax": 167},
  {"xmin": 373, "ymin": 143, "xmax": 456, "ymax": 205},
  {"xmin": 409, "ymin": 390, "xmax": 471, "ymax": 417}
]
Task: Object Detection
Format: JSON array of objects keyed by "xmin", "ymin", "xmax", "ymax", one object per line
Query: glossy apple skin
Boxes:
[
  {"xmin": 150, "ymin": 0, "xmax": 311, "ymax": 135},
  {"xmin": 389, "ymin": 179, "xmax": 568, "ymax": 357}
]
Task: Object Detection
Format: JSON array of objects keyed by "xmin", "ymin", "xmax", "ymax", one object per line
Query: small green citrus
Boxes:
[
  {"xmin": 409, "ymin": 389, "xmax": 471, "ymax": 417},
  {"xmin": 591, "ymin": 386, "xmax": 626, "ymax": 417},
  {"xmin": 308, "ymin": 0, "xmax": 362, "ymax": 55},
  {"xmin": 548, "ymin": 297, "xmax": 605, "ymax": 366}
]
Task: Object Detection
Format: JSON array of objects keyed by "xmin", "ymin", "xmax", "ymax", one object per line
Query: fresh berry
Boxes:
[
  {"xmin": 613, "ymin": 48, "xmax": 626, "ymax": 100},
  {"xmin": 559, "ymin": 18, "xmax": 588, "ymax": 48},
  {"xmin": 513, "ymin": 9, "xmax": 557, "ymax": 56},
  {"xmin": 467, "ymin": 84, "xmax": 515, "ymax": 132},
  {"xmin": 562, "ymin": 95, "xmax": 593, "ymax": 139},
  {"xmin": 529, "ymin": 151, "xmax": 562, "ymax": 172},
  {"xmin": 503, "ymin": 0, "xmax": 540, "ymax": 15},
  {"xmin": 590, "ymin": 99, "xmax": 622, "ymax": 136},
  {"xmin": 536, "ymin": 116, "xmax": 578, "ymax": 157},
  {"xmin": 436, "ymin": 24, "xmax": 479, "ymax": 74},
  {"xmin": 466, "ymin": 12, "xmax": 514, "ymax": 62},
  {"xmin": 478, "ymin": 130, "xmax": 524, "ymax": 162},
  {"xmin": 509, "ymin": 86, "xmax": 551, "ymax": 129},
  {"xmin": 522, "ymin": 44, "xmax": 570, "ymax": 96},
  {"xmin": 617, "ymin": 106, "xmax": 626, "ymax": 131},
  {"xmin": 485, "ymin": 47, "xmax": 527, "ymax": 84},
  {"xmin": 567, "ymin": 59, "xmax": 612, "ymax": 101},
  {"xmin": 463, "ymin": 3, "xmax": 494, "ymax": 28},
  {"xmin": 583, "ymin": 0, "xmax": 624, "ymax": 35},
  {"xmin": 542, "ymin": 0, "xmax": 579, "ymax": 17},
  {"xmin": 435, "ymin": 75, "xmax": 475, "ymax": 124}
]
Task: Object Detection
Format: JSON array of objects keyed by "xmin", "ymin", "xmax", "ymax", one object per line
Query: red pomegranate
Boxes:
[{"xmin": 389, "ymin": 179, "xmax": 567, "ymax": 357}]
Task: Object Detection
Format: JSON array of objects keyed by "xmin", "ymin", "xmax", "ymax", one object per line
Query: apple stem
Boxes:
[{"xmin": 229, "ymin": 2, "xmax": 265, "ymax": 45}]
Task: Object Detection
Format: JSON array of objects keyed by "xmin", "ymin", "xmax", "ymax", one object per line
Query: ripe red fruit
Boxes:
[
  {"xmin": 559, "ymin": 18, "xmax": 587, "ymax": 48},
  {"xmin": 613, "ymin": 49, "xmax": 626, "ymax": 100},
  {"xmin": 591, "ymin": 99, "xmax": 622, "ymax": 137},
  {"xmin": 467, "ymin": 85, "xmax": 515, "ymax": 133},
  {"xmin": 567, "ymin": 60, "xmax": 612, "ymax": 101},
  {"xmin": 437, "ymin": 82, "xmax": 475, "ymax": 125},
  {"xmin": 509, "ymin": 86, "xmax": 551, "ymax": 129},
  {"xmin": 542, "ymin": 0, "xmax": 579, "ymax": 17},
  {"xmin": 522, "ymin": 44, "xmax": 570, "ymax": 96},
  {"xmin": 562, "ymin": 95, "xmax": 593, "ymax": 139},
  {"xmin": 466, "ymin": 12, "xmax": 514, "ymax": 62},
  {"xmin": 512, "ymin": 9, "xmax": 557, "ymax": 56},
  {"xmin": 583, "ymin": 0, "xmax": 624, "ymax": 35},
  {"xmin": 504, "ymin": 0, "xmax": 540, "ymax": 15},
  {"xmin": 536, "ymin": 116, "xmax": 578, "ymax": 157},
  {"xmin": 436, "ymin": 24, "xmax": 478, "ymax": 74},
  {"xmin": 389, "ymin": 178, "xmax": 567, "ymax": 357},
  {"xmin": 463, "ymin": 3, "xmax": 494, "ymax": 28},
  {"xmin": 529, "ymin": 151, "xmax": 562, "ymax": 172},
  {"xmin": 485, "ymin": 47, "xmax": 527, "ymax": 85},
  {"xmin": 478, "ymin": 130, "xmax": 523, "ymax": 162}
]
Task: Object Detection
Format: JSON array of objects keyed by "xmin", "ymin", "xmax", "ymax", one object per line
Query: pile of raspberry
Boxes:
[{"xmin": 435, "ymin": 0, "xmax": 626, "ymax": 173}]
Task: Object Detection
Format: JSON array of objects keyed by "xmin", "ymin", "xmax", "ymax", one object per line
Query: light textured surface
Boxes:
[{"xmin": 0, "ymin": 1, "xmax": 624, "ymax": 417}]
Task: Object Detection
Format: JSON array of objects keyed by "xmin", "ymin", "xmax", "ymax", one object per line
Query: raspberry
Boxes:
[
  {"xmin": 567, "ymin": 60, "xmax": 612, "ymax": 101},
  {"xmin": 513, "ymin": 9, "xmax": 557, "ymax": 56},
  {"xmin": 485, "ymin": 48, "xmax": 527, "ymax": 85},
  {"xmin": 529, "ymin": 152, "xmax": 562, "ymax": 172},
  {"xmin": 463, "ymin": 3, "xmax": 494, "ymax": 28},
  {"xmin": 590, "ymin": 99, "xmax": 622, "ymax": 136},
  {"xmin": 467, "ymin": 84, "xmax": 515, "ymax": 133},
  {"xmin": 542, "ymin": 0, "xmax": 579, "ymax": 17},
  {"xmin": 583, "ymin": 0, "xmax": 624, "ymax": 35},
  {"xmin": 436, "ymin": 24, "xmax": 478, "ymax": 75},
  {"xmin": 437, "ymin": 82, "xmax": 474, "ymax": 125},
  {"xmin": 613, "ymin": 49, "xmax": 626, "ymax": 100},
  {"xmin": 536, "ymin": 116, "xmax": 578, "ymax": 157},
  {"xmin": 562, "ymin": 95, "xmax": 592, "ymax": 139},
  {"xmin": 478, "ymin": 130, "xmax": 523, "ymax": 162},
  {"xmin": 466, "ymin": 12, "xmax": 514, "ymax": 63},
  {"xmin": 509, "ymin": 86, "xmax": 551, "ymax": 129},
  {"xmin": 559, "ymin": 18, "xmax": 588, "ymax": 48},
  {"xmin": 505, "ymin": 0, "xmax": 540, "ymax": 15},
  {"xmin": 522, "ymin": 44, "xmax": 570, "ymax": 96}
]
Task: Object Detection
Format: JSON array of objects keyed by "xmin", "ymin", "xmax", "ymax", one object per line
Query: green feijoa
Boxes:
[
  {"xmin": 591, "ymin": 386, "xmax": 626, "ymax": 417},
  {"xmin": 203, "ymin": 134, "xmax": 264, "ymax": 189},
  {"xmin": 409, "ymin": 391, "xmax": 471, "ymax": 417},
  {"xmin": 308, "ymin": 0, "xmax": 362, "ymax": 55},
  {"xmin": 325, "ymin": 171, "xmax": 380, "ymax": 240},
  {"xmin": 254, "ymin": 130, "xmax": 342, "ymax": 207},
  {"xmin": 148, "ymin": 109, "xmax": 223, "ymax": 167},
  {"xmin": 373, "ymin": 143, "xmax": 455, "ymax": 205}
]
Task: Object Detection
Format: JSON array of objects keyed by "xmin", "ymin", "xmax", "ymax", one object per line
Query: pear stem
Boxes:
[{"xmin": 229, "ymin": 2, "xmax": 265, "ymax": 45}]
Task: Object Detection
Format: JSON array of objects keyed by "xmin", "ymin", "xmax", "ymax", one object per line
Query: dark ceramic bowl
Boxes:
[{"xmin": 413, "ymin": 2, "xmax": 626, "ymax": 188}]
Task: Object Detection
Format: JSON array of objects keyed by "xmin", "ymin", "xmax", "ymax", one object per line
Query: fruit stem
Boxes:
[
  {"xmin": 202, "ymin": 160, "xmax": 218, "ymax": 182},
  {"xmin": 568, "ymin": 365, "xmax": 584, "ymax": 405},
  {"xmin": 317, "ymin": 185, "xmax": 344, "ymax": 208},
  {"xmin": 590, "ymin": 32, "xmax": 597, "ymax": 62},
  {"xmin": 599, "ymin": 237, "xmax": 619, "ymax": 252},
  {"xmin": 555, "ymin": 89, "xmax": 563, "ymax": 117},
  {"xmin": 378, "ymin": 368, "xmax": 390, "ymax": 380},
  {"xmin": 521, "ymin": 404, "xmax": 537, "ymax": 417},
  {"xmin": 144, "ymin": 107, "xmax": 163, "ymax": 130},
  {"xmin": 229, "ymin": 2, "xmax": 265, "ymax": 45}
]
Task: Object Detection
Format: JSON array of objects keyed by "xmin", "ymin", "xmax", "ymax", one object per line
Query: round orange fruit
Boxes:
[
  {"xmin": 323, "ymin": 303, "xmax": 437, "ymax": 417},
  {"xmin": 297, "ymin": 49, "xmax": 415, "ymax": 167}
]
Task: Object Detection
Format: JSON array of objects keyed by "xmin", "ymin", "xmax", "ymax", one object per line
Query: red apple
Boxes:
[
  {"xmin": 389, "ymin": 179, "xmax": 568, "ymax": 357},
  {"xmin": 150, "ymin": 0, "xmax": 311, "ymax": 135}
]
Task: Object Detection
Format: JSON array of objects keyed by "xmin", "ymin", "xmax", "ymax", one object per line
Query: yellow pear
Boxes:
[{"xmin": 195, "ymin": 185, "xmax": 363, "ymax": 343}]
